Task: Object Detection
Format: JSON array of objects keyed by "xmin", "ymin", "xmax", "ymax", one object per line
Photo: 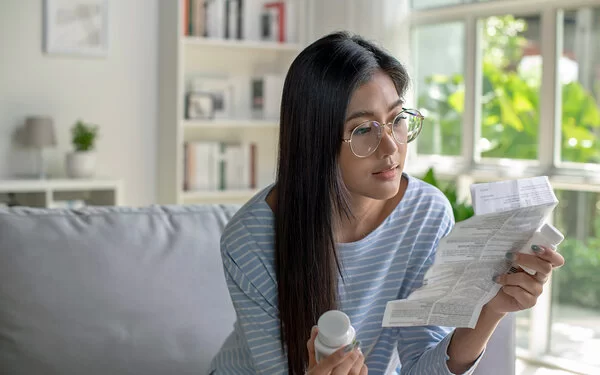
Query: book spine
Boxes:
[
  {"xmin": 237, "ymin": 0, "xmax": 243, "ymax": 39},
  {"xmin": 183, "ymin": 0, "xmax": 190, "ymax": 36},
  {"xmin": 264, "ymin": 2, "xmax": 285, "ymax": 42}
]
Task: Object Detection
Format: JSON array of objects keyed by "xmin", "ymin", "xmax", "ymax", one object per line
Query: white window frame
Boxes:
[{"xmin": 404, "ymin": 1, "xmax": 600, "ymax": 374}]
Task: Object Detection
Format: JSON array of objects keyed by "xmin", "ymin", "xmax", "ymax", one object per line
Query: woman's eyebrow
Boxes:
[{"xmin": 344, "ymin": 99, "xmax": 404, "ymax": 123}]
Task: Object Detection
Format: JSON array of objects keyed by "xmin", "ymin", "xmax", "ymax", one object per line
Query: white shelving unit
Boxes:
[
  {"xmin": 157, "ymin": 0, "xmax": 311, "ymax": 205},
  {"xmin": 183, "ymin": 36, "xmax": 304, "ymax": 51},
  {"xmin": 0, "ymin": 179, "xmax": 123, "ymax": 208},
  {"xmin": 182, "ymin": 188, "xmax": 260, "ymax": 205},
  {"xmin": 182, "ymin": 119, "xmax": 279, "ymax": 129}
]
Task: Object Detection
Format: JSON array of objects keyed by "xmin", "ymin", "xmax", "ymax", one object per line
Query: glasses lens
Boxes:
[
  {"xmin": 351, "ymin": 121, "xmax": 381, "ymax": 157},
  {"xmin": 394, "ymin": 110, "xmax": 422, "ymax": 143}
]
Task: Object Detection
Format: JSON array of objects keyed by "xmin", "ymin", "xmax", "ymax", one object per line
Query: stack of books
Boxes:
[
  {"xmin": 183, "ymin": 141, "xmax": 258, "ymax": 191},
  {"xmin": 183, "ymin": 0, "xmax": 296, "ymax": 43}
]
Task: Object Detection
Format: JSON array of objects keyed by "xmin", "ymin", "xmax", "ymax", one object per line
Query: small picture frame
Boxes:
[
  {"xmin": 187, "ymin": 76, "xmax": 234, "ymax": 119},
  {"xmin": 43, "ymin": 0, "xmax": 109, "ymax": 57},
  {"xmin": 186, "ymin": 92, "xmax": 214, "ymax": 120}
]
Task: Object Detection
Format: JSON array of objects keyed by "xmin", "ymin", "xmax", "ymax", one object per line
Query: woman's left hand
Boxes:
[{"xmin": 486, "ymin": 245, "xmax": 565, "ymax": 314}]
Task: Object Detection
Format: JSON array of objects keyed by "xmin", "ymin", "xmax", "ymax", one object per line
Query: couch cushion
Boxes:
[{"xmin": 0, "ymin": 204, "xmax": 239, "ymax": 375}]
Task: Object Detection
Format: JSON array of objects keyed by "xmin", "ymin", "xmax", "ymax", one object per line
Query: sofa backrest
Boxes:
[
  {"xmin": 0, "ymin": 204, "xmax": 240, "ymax": 375},
  {"xmin": 0, "ymin": 203, "xmax": 514, "ymax": 375}
]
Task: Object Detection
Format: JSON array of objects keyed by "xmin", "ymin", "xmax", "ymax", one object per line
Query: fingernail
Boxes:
[
  {"xmin": 532, "ymin": 245, "xmax": 544, "ymax": 254},
  {"xmin": 493, "ymin": 275, "xmax": 502, "ymax": 283},
  {"xmin": 505, "ymin": 252, "xmax": 516, "ymax": 261}
]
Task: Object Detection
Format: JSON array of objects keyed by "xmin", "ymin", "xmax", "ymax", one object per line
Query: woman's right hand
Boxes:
[{"xmin": 306, "ymin": 326, "xmax": 368, "ymax": 375}]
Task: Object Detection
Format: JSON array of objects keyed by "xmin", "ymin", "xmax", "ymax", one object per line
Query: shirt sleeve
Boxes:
[
  {"xmin": 396, "ymin": 197, "xmax": 485, "ymax": 374},
  {"xmin": 215, "ymin": 242, "xmax": 289, "ymax": 374},
  {"xmin": 396, "ymin": 326, "xmax": 485, "ymax": 374}
]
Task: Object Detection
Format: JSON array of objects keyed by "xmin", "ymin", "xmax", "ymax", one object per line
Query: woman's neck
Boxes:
[{"xmin": 336, "ymin": 176, "xmax": 408, "ymax": 243}]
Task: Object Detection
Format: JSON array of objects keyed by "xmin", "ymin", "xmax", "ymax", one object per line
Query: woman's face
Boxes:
[{"xmin": 339, "ymin": 70, "xmax": 407, "ymax": 201}]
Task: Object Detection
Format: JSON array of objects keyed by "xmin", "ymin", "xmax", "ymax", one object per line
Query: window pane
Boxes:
[
  {"xmin": 550, "ymin": 190, "xmax": 600, "ymax": 367},
  {"xmin": 411, "ymin": 0, "xmax": 491, "ymax": 10},
  {"xmin": 414, "ymin": 22, "xmax": 465, "ymax": 156},
  {"xmin": 560, "ymin": 8, "xmax": 600, "ymax": 163},
  {"xmin": 479, "ymin": 15, "xmax": 541, "ymax": 160}
]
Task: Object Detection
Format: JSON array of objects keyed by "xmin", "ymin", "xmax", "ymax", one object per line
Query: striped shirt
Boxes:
[{"xmin": 209, "ymin": 174, "xmax": 482, "ymax": 374}]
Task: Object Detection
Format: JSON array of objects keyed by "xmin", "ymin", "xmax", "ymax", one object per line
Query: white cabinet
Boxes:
[{"xmin": 0, "ymin": 179, "xmax": 122, "ymax": 208}]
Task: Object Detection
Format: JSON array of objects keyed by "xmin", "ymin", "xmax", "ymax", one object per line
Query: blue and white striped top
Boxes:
[{"xmin": 209, "ymin": 174, "xmax": 482, "ymax": 374}]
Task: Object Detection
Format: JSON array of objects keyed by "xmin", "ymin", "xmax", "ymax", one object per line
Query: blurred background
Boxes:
[{"xmin": 0, "ymin": 1, "xmax": 598, "ymax": 374}]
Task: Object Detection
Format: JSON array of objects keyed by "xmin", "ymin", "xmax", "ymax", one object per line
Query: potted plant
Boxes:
[
  {"xmin": 65, "ymin": 119, "xmax": 99, "ymax": 178},
  {"xmin": 422, "ymin": 167, "xmax": 474, "ymax": 222}
]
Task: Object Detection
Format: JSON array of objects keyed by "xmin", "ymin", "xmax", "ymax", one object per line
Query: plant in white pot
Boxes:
[{"xmin": 66, "ymin": 120, "xmax": 99, "ymax": 179}]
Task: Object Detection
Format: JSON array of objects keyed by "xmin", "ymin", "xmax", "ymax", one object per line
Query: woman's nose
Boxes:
[{"xmin": 378, "ymin": 124, "xmax": 398, "ymax": 156}]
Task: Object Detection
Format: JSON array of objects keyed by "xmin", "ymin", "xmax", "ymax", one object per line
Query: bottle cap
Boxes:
[
  {"xmin": 539, "ymin": 223, "xmax": 564, "ymax": 246},
  {"xmin": 317, "ymin": 310, "xmax": 353, "ymax": 347}
]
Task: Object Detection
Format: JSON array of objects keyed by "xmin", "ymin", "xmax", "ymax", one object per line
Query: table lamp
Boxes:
[{"xmin": 23, "ymin": 116, "xmax": 56, "ymax": 179}]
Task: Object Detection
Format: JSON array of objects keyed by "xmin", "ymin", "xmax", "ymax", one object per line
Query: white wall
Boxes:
[
  {"xmin": 0, "ymin": 0, "xmax": 158, "ymax": 206},
  {"xmin": 310, "ymin": 0, "xmax": 412, "ymax": 99}
]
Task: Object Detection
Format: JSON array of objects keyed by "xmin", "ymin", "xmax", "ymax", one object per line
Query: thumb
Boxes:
[{"xmin": 307, "ymin": 325, "xmax": 318, "ymax": 370}]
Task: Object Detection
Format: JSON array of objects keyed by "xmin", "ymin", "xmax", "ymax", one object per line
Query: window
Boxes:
[
  {"xmin": 414, "ymin": 22, "xmax": 465, "ymax": 156},
  {"xmin": 559, "ymin": 8, "xmax": 600, "ymax": 164},
  {"xmin": 479, "ymin": 15, "xmax": 541, "ymax": 160},
  {"xmin": 412, "ymin": 0, "xmax": 492, "ymax": 11},
  {"xmin": 407, "ymin": 1, "xmax": 600, "ymax": 373}
]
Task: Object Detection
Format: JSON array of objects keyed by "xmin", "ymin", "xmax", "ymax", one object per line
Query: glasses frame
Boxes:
[{"xmin": 342, "ymin": 107, "xmax": 425, "ymax": 158}]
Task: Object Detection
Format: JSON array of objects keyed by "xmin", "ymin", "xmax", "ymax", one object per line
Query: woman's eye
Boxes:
[
  {"xmin": 354, "ymin": 125, "xmax": 372, "ymax": 136},
  {"xmin": 394, "ymin": 115, "xmax": 407, "ymax": 127}
]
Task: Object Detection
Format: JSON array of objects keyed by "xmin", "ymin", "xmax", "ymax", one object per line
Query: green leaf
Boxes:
[
  {"xmin": 512, "ymin": 91, "xmax": 534, "ymax": 112},
  {"xmin": 422, "ymin": 167, "xmax": 438, "ymax": 187},
  {"xmin": 448, "ymin": 91, "xmax": 465, "ymax": 112},
  {"xmin": 581, "ymin": 96, "xmax": 600, "ymax": 127},
  {"xmin": 498, "ymin": 95, "xmax": 524, "ymax": 131}
]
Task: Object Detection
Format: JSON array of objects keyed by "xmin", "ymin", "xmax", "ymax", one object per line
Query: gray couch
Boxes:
[{"xmin": 0, "ymin": 204, "xmax": 515, "ymax": 374}]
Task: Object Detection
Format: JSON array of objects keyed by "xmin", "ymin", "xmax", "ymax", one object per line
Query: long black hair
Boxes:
[{"xmin": 274, "ymin": 31, "xmax": 410, "ymax": 374}]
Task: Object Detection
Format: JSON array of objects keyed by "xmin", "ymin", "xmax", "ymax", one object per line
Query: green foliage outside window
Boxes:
[{"xmin": 418, "ymin": 16, "xmax": 600, "ymax": 161}]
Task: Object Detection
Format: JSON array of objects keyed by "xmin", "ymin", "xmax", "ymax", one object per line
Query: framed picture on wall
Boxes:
[{"xmin": 43, "ymin": 0, "xmax": 109, "ymax": 57}]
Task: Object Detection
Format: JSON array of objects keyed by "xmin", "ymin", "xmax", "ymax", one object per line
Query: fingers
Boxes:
[
  {"xmin": 331, "ymin": 345, "xmax": 363, "ymax": 375},
  {"xmin": 531, "ymin": 245, "xmax": 565, "ymax": 268},
  {"xmin": 495, "ymin": 272, "xmax": 543, "ymax": 297},
  {"xmin": 494, "ymin": 271, "xmax": 542, "ymax": 310},
  {"xmin": 510, "ymin": 252, "xmax": 552, "ymax": 277},
  {"xmin": 307, "ymin": 326, "xmax": 318, "ymax": 369},
  {"xmin": 360, "ymin": 364, "xmax": 368, "ymax": 375},
  {"xmin": 315, "ymin": 341, "xmax": 360, "ymax": 374},
  {"xmin": 499, "ymin": 285, "xmax": 537, "ymax": 310},
  {"xmin": 349, "ymin": 348, "xmax": 365, "ymax": 375}
]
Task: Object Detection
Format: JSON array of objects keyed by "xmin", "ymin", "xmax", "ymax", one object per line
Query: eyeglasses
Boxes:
[{"xmin": 342, "ymin": 108, "xmax": 424, "ymax": 158}]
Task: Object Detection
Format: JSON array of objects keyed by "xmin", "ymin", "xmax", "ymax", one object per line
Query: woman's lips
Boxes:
[{"xmin": 373, "ymin": 165, "xmax": 399, "ymax": 180}]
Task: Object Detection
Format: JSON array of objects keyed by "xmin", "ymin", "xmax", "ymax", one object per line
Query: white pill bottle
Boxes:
[
  {"xmin": 314, "ymin": 310, "xmax": 356, "ymax": 362},
  {"xmin": 518, "ymin": 223, "xmax": 564, "ymax": 275}
]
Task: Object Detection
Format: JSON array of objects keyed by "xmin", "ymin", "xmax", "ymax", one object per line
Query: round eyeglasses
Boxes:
[{"xmin": 342, "ymin": 108, "xmax": 424, "ymax": 158}]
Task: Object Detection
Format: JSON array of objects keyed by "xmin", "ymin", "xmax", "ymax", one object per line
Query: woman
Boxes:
[{"xmin": 209, "ymin": 32, "xmax": 564, "ymax": 374}]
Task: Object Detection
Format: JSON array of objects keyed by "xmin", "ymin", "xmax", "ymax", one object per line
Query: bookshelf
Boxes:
[
  {"xmin": 157, "ymin": 0, "xmax": 310, "ymax": 205},
  {"xmin": 183, "ymin": 119, "xmax": 280, "ymax": 129},
  {"xmin": 183, "ymin": 36, "xmax": 303, "ymax": 51}
]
